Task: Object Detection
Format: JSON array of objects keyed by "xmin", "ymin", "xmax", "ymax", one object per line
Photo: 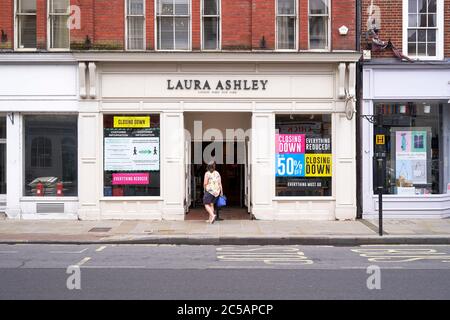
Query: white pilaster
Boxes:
[{"xmin": 6, "ymin": 113, "xmax": 22, "ymax": 219}]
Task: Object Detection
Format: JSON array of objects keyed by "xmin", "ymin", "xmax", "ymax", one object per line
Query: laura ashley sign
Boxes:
[{"xmin": 167, "ymin": 79, "xmax": 269, "ymax": 91}]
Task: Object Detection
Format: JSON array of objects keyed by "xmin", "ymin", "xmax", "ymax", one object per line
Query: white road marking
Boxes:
[
  {"xmin": 96, "ymin": 246, "xmax": 107, "ymax": 252},
  {"xmin": 50, "ymin": 248, "xmax": 88, "ymax": 254},
  {"xmin": 76, "ymin": 257, "xmax": 91, "ymax": 267}
]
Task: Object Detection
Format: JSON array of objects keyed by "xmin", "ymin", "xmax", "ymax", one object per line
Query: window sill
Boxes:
[
  {"xmin": 274, "ymin": 196, "xmax": 335, "ymax": 201},
  {"xmin": 20, "ymin": 197, "xmax": 79, "ymax": 202},
  {"xmin": 100, "ymin": 196, "xmax": 163, "ymax": 201}
]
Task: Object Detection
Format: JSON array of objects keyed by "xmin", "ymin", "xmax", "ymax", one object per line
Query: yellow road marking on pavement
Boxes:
[
  {"xmin": 0, "ymin": 251, "xmax": 18, "ymax": 254},
  {"xmin": 96, "ymin": 246, "xmax": 107, "ymax": 252},
  {"xmin": 217, "ymin": 247, "xmax": 314, "ymax": 265},
  {"xmin": 50, "ymin": 248, "xmax": 88, "ymax": 254},
  {"xmin": 76, "ymin": 257, "xmax": 91, "ymax": 267},
  {"xmin": 352, "ymin": 248, "xmax": 450, "ymax": 263}
]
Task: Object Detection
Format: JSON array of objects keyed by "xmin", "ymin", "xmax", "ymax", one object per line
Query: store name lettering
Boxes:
[{"xmin": 167, "ymin": 79, "xmax": 269, "ymax": 91}]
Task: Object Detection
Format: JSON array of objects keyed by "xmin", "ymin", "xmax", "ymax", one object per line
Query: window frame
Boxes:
[
  {"xmin": 14, "ymin": 0, "xmax": 37, "ymax": 51},
  {"xmin": 403, "ymin": 0, "xmax": 444, "ymax": 61},
  {"xmin": 154, "ymin": 0, "xmax": 192, "ymax": 51},
  {"xmin": 47, "ymin": 0, "xmax": 71, "ymax": 51},
  {"xmin": 307, "ymin": 0, "xmax": 331, "ymax": 51},
  {"xmin": 125, "ymin": 0, "xmax": 146, "ymax": 51},
  {"xmin": 200, "ymin": 0, "xmax": 221, "ymax": 51},
  {"xmin": 275, "ymin": 0, "xmax": 298, "ymax": 51}
]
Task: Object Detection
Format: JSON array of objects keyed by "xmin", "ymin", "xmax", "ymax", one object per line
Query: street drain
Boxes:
[{"xmin": 89, "ymin": 227, "xmax": 112, "ymax": 233}]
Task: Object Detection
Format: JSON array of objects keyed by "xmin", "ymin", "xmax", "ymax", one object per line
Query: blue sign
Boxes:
[{"xmin": 276, "ymin": 154, "xmax": 305, "ymax": 177}]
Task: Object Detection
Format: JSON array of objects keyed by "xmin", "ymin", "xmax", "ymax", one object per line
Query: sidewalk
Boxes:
[{"xmin": 1, "ymin": 218, "xmax": 450, "ymax": 245}]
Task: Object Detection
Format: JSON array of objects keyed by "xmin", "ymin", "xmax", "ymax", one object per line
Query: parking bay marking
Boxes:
[
  {"xmin": 352, "ymin": 248, "xmax": 450, "ymax": 263},
  {"xmin": 216, "ymin": 247, "xmax": 314, "ymax": 265}
]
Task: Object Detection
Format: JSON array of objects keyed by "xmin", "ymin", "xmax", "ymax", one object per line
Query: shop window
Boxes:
[
  {"xmin": 275, "ymin": 114, "xmax": 332, "ymax": 197},
  {"xmin": 24, "ymin": 115, "xmax": 78, "ymax": 197},
  {"xmin": 48, "ymin": 0, "xmax": 70, "ymax": 50},
  {"xmin": 276, "ymin": 0, "xmax": 297, "ymax": 50},
  {"xmin": 373, "ymin": 102, "xmax": 445, "ymax": 195},
  {"xmin": 15, "ymin": 0, "xmax": 37, "ymax": 50},
  {"xmin": 126, "ymin": 0, "xmax": 146, "ymax": 50},
  {"xmin": 201, "ymin": 0, "xmax": 220, "ymax": 50},
  {"xmin": 0, "ymin": 117, "xmax": 6, "ymax": 195},
  {"xmin": 405, "ymin": 0, "xmax": 443, "ymax": 60},
  {"xmin": 156, "ymin": 0, "xmax": 191, "ymax": 50},
  {"xmin": 309, "ymin": 0, "xmax": 330, "ymax": 50},
  {"xmin": 103, "ymin": 115, "xmax": 161, "ymax": 197}
]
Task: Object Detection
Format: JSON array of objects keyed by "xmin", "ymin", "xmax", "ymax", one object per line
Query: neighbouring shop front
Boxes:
[
  {"xmin": 361, "ymin": 63, "xmax": 450, "ymax": 218},
  {"xmin": 75, "ymin": 53, "xmax": 360, "ymax": 221}
]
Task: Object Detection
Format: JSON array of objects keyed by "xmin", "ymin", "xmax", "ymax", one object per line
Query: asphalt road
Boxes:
[{"xmin": 0, "ymin": 244, "xmax": 449, "ymax": 300}]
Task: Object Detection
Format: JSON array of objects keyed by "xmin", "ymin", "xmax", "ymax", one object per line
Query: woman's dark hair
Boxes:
[{"xmin": 207, "ymin": 162, "xmax": 216, "ymax": 173}]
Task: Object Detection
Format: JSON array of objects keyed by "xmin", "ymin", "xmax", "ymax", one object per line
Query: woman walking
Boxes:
[{"xmin": 203, "ymin": 162, "xmax": 223, "ymax": 224}]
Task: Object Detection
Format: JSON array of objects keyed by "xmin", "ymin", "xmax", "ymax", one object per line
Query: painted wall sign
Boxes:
[
  {"xmin": 114, "ymin": 116, "xmax": 150, "ymax": 128},
  {"xmin": 167, "ymin": 79, "xmax": 269, "ymax": 91}
]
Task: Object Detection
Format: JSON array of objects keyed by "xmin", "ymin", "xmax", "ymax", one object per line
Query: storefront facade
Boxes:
[
  {"xmin": 76, "ymin": 53, "xmax": 360, "ymax": 221},
  {"xmin": 361, "ymin": 62, "xmax": 450, "ymax": 219},
  {"xmin": 0, "ymin": 54, "xmax": 79, "ymax": 219}
]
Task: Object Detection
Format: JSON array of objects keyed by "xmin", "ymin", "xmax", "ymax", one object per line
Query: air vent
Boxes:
[{"xmin": 36, "ymin": 203, "xmax": 65, "ymax": 214}]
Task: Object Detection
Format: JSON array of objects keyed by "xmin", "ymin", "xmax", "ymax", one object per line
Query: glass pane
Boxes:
[
  {"xmin": 418, "ymin": 43, "xmax": 426, "ymax": 55},
  {"xmin": 18, "ymin": 0, "xmax": 36, "ymax": 13},
  {"xmin": 24, "ymin": 116, "xmax": 78, "ymax": 197},
  {"xmin": 50, "ymin": 15, "xmax": 70, "ymax": 49},
  {"xmin": 408, "ymin": 42, "xmax": 417, "ymax": 55},
  {"xmin": 277, "ymin": 16, "xmax": 295, "ymax": 49},
  {"xmin": 309, "ymin": 16, "xmax": 328, "ymax": 49},
  {"xmin": 428, "ymin": 14, "xmax": 436, "ymax": 27},
  {"xmin": 278, "ymin": 0, "xmax": 296, "ymax": 15},
  {"xmin": 408, "ymin": 0, "xmax": 418, "ymax": 13},
  {"xmin": 203, "ymin": 17, "xmax": 218, "ymax": 50},
  {"xmin": 0, "ymin": 117, "xmax": 6, "ymax": 139},
  {"xmin": 175, "ymin": 17, "xmax": 189, "ymax": 49},
  {"xmin": 408, "ymin": 30, "xmax": 417, "ymax": 42},
  {"xmin": 203, "ymin": 0, "xmax": 218, "ymax": 15},
  {"xmin": 418, "ymin": 0, "xmax": 427, "ymax": 13},
  {"xmin": 428, "ymin": 0, "xmax": 437, "ymax": 13},
  {"xmin": 427, "ymin": 43, "xmax": 436, "ymax": 56},
  {"xmin": 408, "ymin": 14, "xmax": 418, "ymax": 27},
  {"xmin": 18, "ymin": 15, "xmax": 36, "ymax": 48},
  {"xmin": 276, "ymin": 114, "xmax": 332, "ymax": 197},
  {"xmin": 158, "ymin": 0, "xmax": 173, "ymax": 15},
  {"xmin": 418, "ymin": 29, "xmax": 426, "ymax": 42},
  {"xmin": 103, "ymin": 115, "xmax": 161, "ymax": 197},
  {"xmin": 309, "ymin": 0, "xmax": 328, "ymax": 15},
  {"xmin": 128, "ymin": 0, "xmax": 144, "ymax": 15},
  {"xmin": 127, "ymin": 16, "xmax": 145, "ymax": 50},
  {"xmin": 427, "ymin": 29, "xmax": 436, "ymax": 41},
  {"xmin": 175, "ymin": 0, "xmax": 189, "ymax": 15},
  {"xmin": 50, "ymin": 0, "xmax": 69, "ymax": 14},
  {"xmin": 419, "ymin": 14, "xmax": 427, "ymax": 27},
  {"xmin": 0, "ymin": 144, "xmax": 5, "ymax": 195},
  {"xmin": 373, "ymin": 103, "xmax": 442, "ymax": 195},
  {"xmin": 159, "ymin": 17, "xmax": 174, "ymax": 49}
]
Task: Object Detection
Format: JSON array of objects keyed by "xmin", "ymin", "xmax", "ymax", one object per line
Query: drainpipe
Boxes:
[{"xmin": 356, "ymin": 0, "xmax": 364, "ymax": 219}]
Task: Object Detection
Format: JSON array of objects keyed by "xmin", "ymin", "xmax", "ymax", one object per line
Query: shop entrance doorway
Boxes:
[{"xmin": 184, "ymin": 113, "xmax": 252, "ymax": 221}]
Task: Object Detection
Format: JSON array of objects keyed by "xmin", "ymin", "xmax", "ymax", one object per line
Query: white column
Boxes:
[
  {"xmin": 78, "ymin": 112, "xmax": 101, "ymax": 220},
  {"xmin": 162, "ymin": 112, "xmax": 185, "ymax": 220},
  {"xmin": 6, "ymin": 113, "xmax": 22, "ymax": 219},
  {"xmin": 251, "ymin": 112, "xmax": 275, "ymax": 220}
]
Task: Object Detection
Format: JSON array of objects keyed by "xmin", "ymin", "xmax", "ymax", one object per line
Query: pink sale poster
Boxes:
[
  {"xmin": 276, "ymin": 134, "xmax": 306, "ymax": 154},
  {"xmin": 112, "ymin": 173, "xmax": 150, "ymax": 185}
]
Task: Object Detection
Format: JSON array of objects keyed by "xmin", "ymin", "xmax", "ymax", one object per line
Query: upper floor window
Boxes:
[
  {"xmin": 202, "ymin": 0, "xmax": 220, "ymax": 50},
  {"xmin": 309, "ymin": 0, "xmax": 330, "ymax": 50},
  {"xmin": 15, "ymin": 0, "xmax": 37, "ymax": 50},
  {"xmin": 405, "ymin": 0, "xmax": 444, "ymax": 60},
  {"xmin": 156, "ymin": 0, "xmax": 191, "ymax": 50},
  {"xmin": 48, "ymin": 0, "xmax": 70, "ymax": 50},
  {"xmin": 126, "ymin": 0, "xmax": 146, "ymax": 50},
  {"xmin": 276, "ymin": 0, "xmax": 297, "ymax": 50}
]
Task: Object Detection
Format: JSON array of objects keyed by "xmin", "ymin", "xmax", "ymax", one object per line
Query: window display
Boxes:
[
  {"xmin": 275, "ymin": 114, "xmax": 332, "ymax": 197},
  {"xmin": 24, "ymin": 115, "xmax": 78, "ymax": 197},
  {"xmin": 103, "ymin": 114, "xmax": 160, "ymax": 197},
  {"xmin": 373, "ymin": 102, "xmax": 442, "ymax": 195}
]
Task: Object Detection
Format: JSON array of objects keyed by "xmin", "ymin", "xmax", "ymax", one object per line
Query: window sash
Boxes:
[
  {"xmin": 126, "ymin": 0, "xmax": 146, "ymax": 50},
  {"xmin": 156, "ymin": 0, "xmax": 191, "ymax": 50},
  {"xmin": 308, "ymin": 0, "xmax": 329, "ymax": 50},
  {"xmin": 276, "ymin": 0, "xmax": 297, "ymax": 50},
  {"xmin": 201, "ymin": 0, "xmax": 220, "ymax": 50}
]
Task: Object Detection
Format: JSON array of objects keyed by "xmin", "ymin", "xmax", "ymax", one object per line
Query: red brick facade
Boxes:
[
  {"xmin": 0, "ymin": 0, "xmax": 358, "ymax": 51},
  {"xmin": 362, "ymin": 0, "xmax": 449, "ymax": 59}
]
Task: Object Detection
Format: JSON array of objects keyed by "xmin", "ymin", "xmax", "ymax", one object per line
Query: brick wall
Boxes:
[
  {"xmin": 0, "ymin": 0, "xmax": 13, "ymax": 49},
  {"xmin": 0, "ymin": 0, "xmax": 358, "ymax": 52}
]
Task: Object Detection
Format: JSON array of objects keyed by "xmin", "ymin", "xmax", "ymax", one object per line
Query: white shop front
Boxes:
[
  {"xmin": 76, "ymin": 53, "xmax": 359, "ymax": 221},
  {"xmin": 361, "ymin": 63, "xmax": 450, "ymax": 219}
]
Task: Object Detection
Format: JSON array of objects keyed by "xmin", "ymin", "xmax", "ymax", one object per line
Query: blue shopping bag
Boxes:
[{"xmin": 216, "ymin": 195, "xmax": 227, "ymax": 208}]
